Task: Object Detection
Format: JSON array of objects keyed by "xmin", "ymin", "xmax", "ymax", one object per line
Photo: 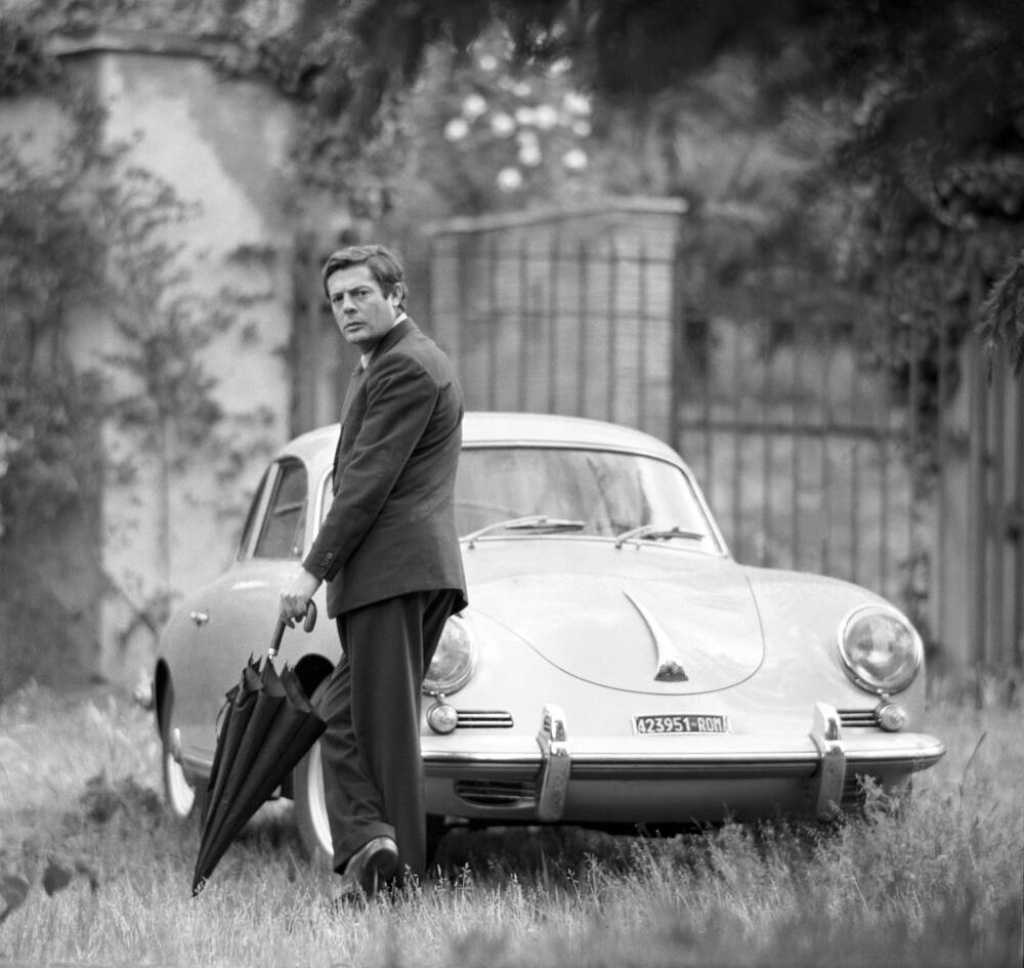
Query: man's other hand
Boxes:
[{"xmin": 280, "ymin": 567, "xmax": 323, "ymax": 626}]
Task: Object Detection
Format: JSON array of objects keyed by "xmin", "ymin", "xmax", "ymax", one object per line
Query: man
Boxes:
[{"xmin": 279, "ymin": 243, "xmax": 467, "ymax": 897}]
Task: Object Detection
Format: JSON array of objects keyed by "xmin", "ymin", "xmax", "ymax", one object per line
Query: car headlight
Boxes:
[
  {"xmin": 837, "ymin": 604, "xmax": 923, "ymax": 695},
  {"xmin": 423, "ymin": 614, "xmax": 476, "ymax": 696}
]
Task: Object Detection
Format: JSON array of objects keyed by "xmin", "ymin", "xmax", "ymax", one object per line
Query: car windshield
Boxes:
[{"xmin": 455, "ymin": 446, "xmax": 716, "ymax": 546}]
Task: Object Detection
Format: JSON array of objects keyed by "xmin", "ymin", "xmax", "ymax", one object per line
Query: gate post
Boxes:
[
  {"xmin": 968, "ymin": 329, "xmax": 990, "ymax": 669},
  {"xmin": 668, "ymin": 225, "xmax": 686, "ymax": 456},
  {"xmin": 290, "ymin": 231, "xmax": 319, "ymax": 437}
]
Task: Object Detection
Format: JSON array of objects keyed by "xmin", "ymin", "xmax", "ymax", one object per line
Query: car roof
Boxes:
[{"xmin": 281, "ymin": 411, "xmax": 685, "ymax": 469}]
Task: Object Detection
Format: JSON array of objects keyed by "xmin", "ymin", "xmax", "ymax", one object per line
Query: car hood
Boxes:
[{"xmin": 463, "ymin": 540, "xmax": 764, "ymax": 695}]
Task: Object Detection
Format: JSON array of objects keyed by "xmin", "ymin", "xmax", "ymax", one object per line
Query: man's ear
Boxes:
[{"xmin": 388, "ymin": 284, "xmax": 404, "ymax": 308}]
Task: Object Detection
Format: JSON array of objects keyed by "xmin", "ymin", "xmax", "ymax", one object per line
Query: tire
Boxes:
[
  {"xmin": 160, "ymin": 686, "xmax": 207, "ymax": 822},
  {"xmin": 426, "ymin": 813, "xmax": 448, "ymax": 871},
  {"xmin": 292, "ymin": 684, "xmax": 450, "ymax": 872},
  {"xmin": 293, "ymin": 682, "xmax": 334, "ymax": 869}
]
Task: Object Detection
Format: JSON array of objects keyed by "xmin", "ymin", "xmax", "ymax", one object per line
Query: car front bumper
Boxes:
[{"xmin": 422, "ymin": 702, "xmax": 946, "ymax": 824}]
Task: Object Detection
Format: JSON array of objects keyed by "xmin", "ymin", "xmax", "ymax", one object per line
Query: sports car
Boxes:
[{"xmin": 147, "ymin": 411, "xmax": 944, "ymax": 864}]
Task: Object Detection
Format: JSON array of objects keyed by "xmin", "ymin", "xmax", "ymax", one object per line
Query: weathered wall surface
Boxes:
[
  {"xmin": 0, "ymin": 31, "xmax": 339, "ymax": 692},
  {"xmin": 0, "ymin": 90, "xmax": 102, "ymax": 695},
  {"xmin": 81, "ymin": 41, "xmax": 297, "ymax": 688}
]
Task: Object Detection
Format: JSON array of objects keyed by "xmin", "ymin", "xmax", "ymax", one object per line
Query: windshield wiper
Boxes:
[
  {"xmin": 465, "ymin": 515, "xmax": 586, "ymax": 549},
  {"xmin": 614, "ymin": 524, "xmax": 705, "ymax": 549}
]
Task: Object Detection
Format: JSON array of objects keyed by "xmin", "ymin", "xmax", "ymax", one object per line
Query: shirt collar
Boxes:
[{"xmin": 360, "ymin": 312, "xmax": 407, "ymax": 369}]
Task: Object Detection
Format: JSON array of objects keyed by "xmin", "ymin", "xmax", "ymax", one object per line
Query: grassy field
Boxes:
[{"xmin": 0, "ymin": 680, "xmax": 1021, "ymax": 968}]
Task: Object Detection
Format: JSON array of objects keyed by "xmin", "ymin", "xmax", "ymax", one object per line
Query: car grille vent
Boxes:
[
  {"xmin": 456, "ymin": 710, "xmax": 514, "ymax": 728},
  {"xmin": 454, "ymin": 779, "xmax": 536, "ymax": 808},
  {"xmin": 838, "ymin": 709, "xmax": 878, "ymax": 728}
]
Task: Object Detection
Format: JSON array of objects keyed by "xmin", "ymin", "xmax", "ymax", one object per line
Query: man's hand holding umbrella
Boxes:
[{"xmin": 280, "ymin": 567, "xmax": 322, "ymax": 627}]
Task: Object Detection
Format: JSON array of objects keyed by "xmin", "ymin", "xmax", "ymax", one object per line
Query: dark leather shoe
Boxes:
[{"xmin": 338, "ymin": 836, "xmax": 399, "ymax": 898}]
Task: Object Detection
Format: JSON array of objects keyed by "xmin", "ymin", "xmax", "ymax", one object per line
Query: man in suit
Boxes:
[{"xmin": 279, "ymin": 243, "xmax": 467, "ymax": 897}]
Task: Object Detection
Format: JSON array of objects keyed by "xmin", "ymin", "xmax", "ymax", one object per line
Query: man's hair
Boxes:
[{"xmin": 322, "ymin": 244, "xmax": 406, "ymax": 309}]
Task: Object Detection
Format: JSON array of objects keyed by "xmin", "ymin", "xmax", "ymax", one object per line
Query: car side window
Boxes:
[
  {"xmin": 253, "ymin": 459, "xmax": 308, "ymax": 559},
  {"xmin": 236, "ymin": 469, "xmax": 269, "ymax": 558}
]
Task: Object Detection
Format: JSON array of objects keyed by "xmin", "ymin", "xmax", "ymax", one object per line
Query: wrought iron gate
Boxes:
[{"xmin": 425, "ymin": 204, "xmax": 1023, "ymax": 670}]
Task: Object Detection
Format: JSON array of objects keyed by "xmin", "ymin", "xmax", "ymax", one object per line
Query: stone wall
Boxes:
[{"xmin": 0, "ymin": 29, "xmax": 342, "ymax": 692}]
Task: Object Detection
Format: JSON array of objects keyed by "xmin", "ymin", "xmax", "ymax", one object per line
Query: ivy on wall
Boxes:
[
  {"xmin": 0, "ymin": 18, "xmax": 275, "ymax": 689},
  {"xmin": 0, "ymin": 76, "xmax": 109, "ymax": 691},
  {"xmin": 0, "ymin": 14, "xmax": 58, "ymax": 94},
  {"xmin": 0, "ymin": 88, "xmax": 106, "ymax": 541}
]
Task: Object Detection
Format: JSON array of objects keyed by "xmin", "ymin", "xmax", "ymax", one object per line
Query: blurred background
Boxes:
[{"xmin": 1, "ymin": 0, "xmax": 1021, "ymax": 698}]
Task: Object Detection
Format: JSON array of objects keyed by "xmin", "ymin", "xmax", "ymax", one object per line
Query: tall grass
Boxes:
[{"xmin": 0, "ymin": 681, "xmax": 1020, "ymax": 967}]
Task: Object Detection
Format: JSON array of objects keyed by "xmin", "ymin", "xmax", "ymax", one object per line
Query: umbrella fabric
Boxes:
[
  {"xmin": 192, "ymin": 621, "xmax": 325, "ymax": 895},
  {"xmin": 202, "ymin": 659, "xmax": 262, "ymax": 832}
]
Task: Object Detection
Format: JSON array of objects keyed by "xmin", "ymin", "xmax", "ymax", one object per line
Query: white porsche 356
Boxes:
[{"xmin": 149, "ymin": 412, "xmax": 944, "ymax": 863}]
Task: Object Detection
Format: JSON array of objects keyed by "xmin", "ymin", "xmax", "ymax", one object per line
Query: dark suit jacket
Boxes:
[{"xmin": 302, "ymin": 317, "xmax": 468, "ymax": 618}]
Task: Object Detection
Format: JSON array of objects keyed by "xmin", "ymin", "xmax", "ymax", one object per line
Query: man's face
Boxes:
[{"xmin": 326, "ymin": 264, "xmax": 401, "ymax": 352}]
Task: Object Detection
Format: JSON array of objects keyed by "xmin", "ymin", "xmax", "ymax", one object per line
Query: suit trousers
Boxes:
[{"xmin": 318, "ymin": 587, "xmax": 462, "ymax": 881}]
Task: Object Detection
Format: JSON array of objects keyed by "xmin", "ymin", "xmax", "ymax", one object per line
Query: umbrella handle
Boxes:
[{"xmin": 268, "ymin": 600, "xmax": 318, "ymax": 659}]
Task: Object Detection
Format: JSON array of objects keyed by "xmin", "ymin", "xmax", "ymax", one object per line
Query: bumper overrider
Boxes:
[{"xmin": 422, "ymin": 702, "xmax": 946, "ymax": 823}]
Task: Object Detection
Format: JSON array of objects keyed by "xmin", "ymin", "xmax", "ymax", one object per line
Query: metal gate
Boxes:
[
  {"xmin": 964, "ymin": 344, "xmax": 1023, "ymax": 668},
  {"xmin": 425, "ymin": 204, "xmax": 1023, "ymax": 670}
]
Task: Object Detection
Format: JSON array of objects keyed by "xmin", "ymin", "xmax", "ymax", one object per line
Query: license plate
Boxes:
[{"xmin": 633, "ymin": 714, "xmax": 730, "ymax": 735}]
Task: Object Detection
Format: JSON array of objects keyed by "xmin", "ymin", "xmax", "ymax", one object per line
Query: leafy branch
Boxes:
[
  {"xmin": 0, "ymin": 73, "xmax": 272, "ymax": 677},
  {"xmin": 977, "ymin": 253, "xmax": 1024, "ymax": 376}
]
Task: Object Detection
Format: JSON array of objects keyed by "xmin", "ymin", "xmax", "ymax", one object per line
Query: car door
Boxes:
[{"xmin": 171, "ymin": 457, "xmax": 328, "ymax": 758}]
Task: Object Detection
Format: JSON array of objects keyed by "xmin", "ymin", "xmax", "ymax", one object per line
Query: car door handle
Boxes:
[{"xmin": 189, "ymin": 611, "xmax": 210, "ymax": 626}]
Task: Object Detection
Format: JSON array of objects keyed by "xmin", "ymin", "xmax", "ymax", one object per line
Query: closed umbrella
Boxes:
[{"xmin": 192, "ymin": 604, "xmax": 325, "ymax": 895}]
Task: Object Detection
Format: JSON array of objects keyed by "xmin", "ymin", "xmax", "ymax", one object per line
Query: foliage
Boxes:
[
  {"xmin": 225, "ymin": 0, "xmax": 817, "ymax": 140},
  {"xmin": 0, "ymin": 91, "xmax": 107, "ymax": 542},
  {"xmin": 0, "ymin": 682, "xmax": 1021, "ymax": 966},
  {"xmin": 0, "ymin": 26, "xmax": 263, "ymax": 684},
  {"xmin": 184, "ymin": 0, "xmax": 1024, "ymax": 381},
  {"xmin": 14, "ymin": 0, "xmax": 230, "ymax": 36},
  {"xmin": 786, "ymin": 0, "xmax": 1024, "ymax": 375},
  {"xmin": 0, "ymin": 10, "xmax": 59, "ymax": 95},
  {"xmin": 0, "ymin": 363, "xmax": 105, "ymax": 543},
  {"xmin": 22, "ymin": 1, "xmax": 1022, "ymax": 376},
  {"xmin": 240, "ymin": 0, "xmax": 1024, "ymax": 367},
  {"xmin": 360, "ymin": 30, "xmax": 600, "ymax": 221},
  {"xmin": 95, "ymin": 162, "xmax": 232, "ymax": 464},
  {"xmin": 978, "ymin": 255, "xmax": 1024, "ymax": 376},
  {"xmin": 1, "ymin": 1, "xmax": 797, "ymax": 233},
  {"xmin": 0, "ymin": 99, "xmax": 104, "ymax": 356},
  {"xmin": 0, "ymin": 88, "xmax": 233, "ymax": 531}
]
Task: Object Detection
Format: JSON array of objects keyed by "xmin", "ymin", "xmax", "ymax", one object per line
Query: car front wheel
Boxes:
[
  {"xmin": 293, "ymin": 678, "xmax": 334, "ymax": 868},
  {"xmin": 293, "ymin": 729, "xmax": 334, "ymax": 869},
  {"xmin": 160, "ymin": 686, "xmax": 206, "ymax": 822},
  {"xmin": 291, "ymin": 687, "xmax": 449, "ymax": 872}
]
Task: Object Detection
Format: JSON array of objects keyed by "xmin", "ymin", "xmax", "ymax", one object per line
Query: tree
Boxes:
[
  {"xmin": 0, "ymin": 88, "xmax": 111, "ymax": 693},
  {"xmin": 95, "ymin": 161, "xmax": 233, "ymax": 604},
  {"xmin": 224, "ymin": 0, "xmax": 1023, "ymax": 371},
  {"xmin": 800, "ymin": 0, "xmax": 1024, "ymax": 375},
  {"xmin": 0, "ymin": 23, "xmax": 269, "ymax": 688},
  {"xmin": 17, "ymin": 2, "xmax": 1023, "ymax": 370}
]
